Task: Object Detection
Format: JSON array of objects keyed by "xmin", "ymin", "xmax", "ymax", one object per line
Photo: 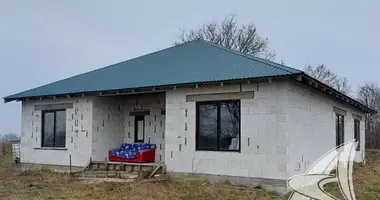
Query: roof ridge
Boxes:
[
  {"xmin": 197, "ymin": 39, "xmax": 300, "ymax": 74},
  {"xmin": 4, "ymin": 40, "xmax": 200, "ymax": 99}
]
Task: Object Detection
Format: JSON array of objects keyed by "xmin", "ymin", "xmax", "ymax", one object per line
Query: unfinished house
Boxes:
[{"xmin": 4, "ymin": 39, "xmax": 374, "ymax": 192}]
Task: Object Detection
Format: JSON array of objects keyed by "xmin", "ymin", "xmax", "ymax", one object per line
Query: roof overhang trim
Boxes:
[
  {"xmin": 295, "ymin": 73, "xmax": 376, "ymax": 114},
  {"xmin": 4, "ymin": 74, "xmax": 375, "ymax": 114},
  {"xmin": 3, "ymin": 75, "xmax": 291, "ymax": 103}
]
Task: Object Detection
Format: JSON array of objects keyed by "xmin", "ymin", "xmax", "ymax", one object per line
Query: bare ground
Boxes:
[{"xmin": 0, "ymin": 151, "xmax": 379, "ymax": 200}]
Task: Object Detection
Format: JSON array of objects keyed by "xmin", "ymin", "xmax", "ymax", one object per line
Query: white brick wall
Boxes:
[
  {"xmin": 20, "ymin": 93, "xmax": 167, "ymax": 166},
  {"xmin": 123, "ymin": 93, "xmax": 166, "ymax": 162},
  {"xmin": 165, "ymin": 83, "xmax": 290, "ymax": 180},
  {"xmin": 21, "ymin": 97, "xmax": 93, "ymax": 167},
  {"xmin": 91, "ymin": 97, "xmax": 124, "ymax": 161},
  {"xmin": 286, "ymin": 81, "xmax": 366, "ymax": 177},
  {"xmin": 165, "ymin": 80, "xmax": 366, "ymax": 180},
  {"xmin": 91, "ymin": 93, "xmax": 166, "ymax": 162},
  {"xmin": 19, "ymin": 80, "xmax": 366, "ymax": 177}
]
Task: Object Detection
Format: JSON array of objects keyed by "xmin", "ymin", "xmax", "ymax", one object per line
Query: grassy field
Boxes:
[
  {"xmin": 0, "ymin": 151, "xmax": 379, "ymax": 200},
  {"xmin": 324, "ymin": 150, "xmax": 380, "ymax": 200}
]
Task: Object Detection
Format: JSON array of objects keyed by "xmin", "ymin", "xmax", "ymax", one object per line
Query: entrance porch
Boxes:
[{"xmin": 90, "ymin": 92, "xmax": 166, "ymax": 165}]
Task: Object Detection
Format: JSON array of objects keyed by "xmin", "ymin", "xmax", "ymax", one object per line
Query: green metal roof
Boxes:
[
  {"xmin": 4, "ymin": 39, "xmax": 375, "ymax": 113},
  {"xmin": 4, "ymin": 39, "xmax": 302, "ymax": 101}
]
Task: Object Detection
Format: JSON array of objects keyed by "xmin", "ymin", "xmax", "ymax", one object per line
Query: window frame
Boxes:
[
  {"xmin": 195, "ymin": 100, "xmax": 241, "ymax": 152},
  {"xmin": 41, "ymin": 109, "xmax": 66, "ymax": 148},
  {"xmin": 335, "ymin": 113, "xmax": 345, "ymax": 147},
  {"xmin": 354, "ymin": 119, "xmax": 360, "ymax": 151}
]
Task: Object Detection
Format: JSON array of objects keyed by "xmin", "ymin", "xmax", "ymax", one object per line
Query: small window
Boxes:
[
  {"xmin": 42, "ymin": 110, "xmax": 66, "ymax": 147},
  {"xmin": 196, "ymin": 100, "xmax": 240, "ymax": 151},
  {"xmin": 335, "ymin": 113, "xmax": 344, "ymax": 147},
  {"xmin": 354, "ymin": 119, "xmax": 360, "ymax": 151}
]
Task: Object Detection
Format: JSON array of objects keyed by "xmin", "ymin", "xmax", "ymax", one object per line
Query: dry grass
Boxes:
[
  {"xmin": 0, "ymin": 143, "xmax": 12, "ymax": 156},
  {"xmin": 324, "ymin": 151, "xmax": 380, "ymax": 200},
  {"xmin": 0, "ymin": 151, "xmax": 379, "ymax": 200},
  {"xmin": 0, "ymin": 155, "xmax": 278, "ymax": 200}
]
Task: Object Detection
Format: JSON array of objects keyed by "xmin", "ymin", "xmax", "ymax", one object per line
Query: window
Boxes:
[
  {"xmin": 354, "ymin": 119, "xmax": 360, "ymax": 151},
  {"xmin": 196, "ymin": 100, "xmax": 240, "ymax": 151},
  {"xmin": 335, "ymin": 113, "xmax": 344, "ymax": 147},
  {"xmin": 42, "ymin": 110, "xmax": 66, "ymax": 147}
]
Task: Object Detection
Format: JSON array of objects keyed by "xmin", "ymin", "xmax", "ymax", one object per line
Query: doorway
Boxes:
[{"xmin": 134, "ymin": 115, "xmax": 145, "ymax": 143}]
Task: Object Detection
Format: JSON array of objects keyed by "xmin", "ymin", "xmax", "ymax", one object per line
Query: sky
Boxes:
[{"xmin": 0, "ymin": 0, "xmax": 379, "ymax": 135}]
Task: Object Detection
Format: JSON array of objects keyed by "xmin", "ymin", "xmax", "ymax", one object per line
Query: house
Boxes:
[{"xmin": 3, "ymin": 39, "xmax": 373, "ymax": 191}]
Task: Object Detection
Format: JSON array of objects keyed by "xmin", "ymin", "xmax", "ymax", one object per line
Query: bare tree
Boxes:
[
  {"xmin": 175, "ymin": 15, "xmax": 275, "ymax": 60},
  {"xmin": 357, "ymin": 82, "xmax": 380, "ymax": 149},
  {"xmin": 305, "ymin": 64, "xmax": 350, "ymax": 95}
]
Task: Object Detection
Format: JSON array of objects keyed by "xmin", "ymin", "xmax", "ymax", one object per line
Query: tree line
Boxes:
[
  {"xmin": 0, "ymin": 133, "xmax": 20, "ymax": 143},
  {"xmin": 175, "ymin": 15, "xmax": 380, "ymax": 149}
]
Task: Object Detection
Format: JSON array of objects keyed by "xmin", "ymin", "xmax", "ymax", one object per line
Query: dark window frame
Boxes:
[
  {"xmin": 134, "ymin": 115, "xmax": 145, "ymax": 143},
  {"xmin": 335, "ymin": 113, "xmax": 345, "ymax": 147},
  {"xmin": 354, "ymin": 119, "xmax": 360, "ymax": 151},
  {"xmin": 196, "ymin": 100, "xmax": 241, "ymax": 152},
  {"xmin": 41, "ymin": 109, "xmax": 66, "ymax": 148}
]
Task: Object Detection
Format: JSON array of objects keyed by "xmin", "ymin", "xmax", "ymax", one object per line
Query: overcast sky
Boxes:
[{"xmin": 0, "ymin": 0, "xmax": 379, "ymax": 134}]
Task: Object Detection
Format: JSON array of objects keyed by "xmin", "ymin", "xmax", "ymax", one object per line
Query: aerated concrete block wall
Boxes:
[
  {"xmin": 123, "ymin": 93, "xmax": 166, "ymax": 162},
  {"xmin": 90, "ymin": 93, "xmax": 166, "ymax": 162},
  {"xmin": 286, "ymin": 81, "xmax": 365, "ymax": 177},
  {"xmin": 20, "ymin": 97, "xmax": 93, "ymax": 167},
  {"xmin": 91, "ymin": 97, "xmax": 124, "ymax": 161},
  {"xmin": 165, "ymin": 80, "xmax": 366, "ymax": 181},
  {"xmin": 165, "ymin": 82, "xmax": 291, "ymax": 181}
]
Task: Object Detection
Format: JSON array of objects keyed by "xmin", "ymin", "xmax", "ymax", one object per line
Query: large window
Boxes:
[
  {"xmin": 42, "ymin": 110, "xmax": 66, "ymax": 147},
  {"xmin": 354, "ymin": 119, "xmax": 360, "ymax": 151},
  {"xmin": 335, "ymin": 113, "xmax": 345, "ymax": 147},
  {"xmin": 196, "ymin": 100, "xmax": 240, "ymax": 151}
]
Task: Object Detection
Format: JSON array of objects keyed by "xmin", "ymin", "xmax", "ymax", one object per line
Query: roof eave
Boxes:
[
  {"xmin": 5, "ymin": 73, "xmax": 373, "ymax": 114},
  {"xmin": 295, "ymin": 73, "xmax": 376, "ymax": 114},
  {"xmin": 3, "ymin": 74, "xmax": 297, "ymax": 103}
]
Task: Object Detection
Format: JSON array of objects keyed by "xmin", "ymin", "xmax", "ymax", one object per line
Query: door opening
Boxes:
[{"xmin": 135, "ymin": 116, "xmax": 145, "ymax": 143}]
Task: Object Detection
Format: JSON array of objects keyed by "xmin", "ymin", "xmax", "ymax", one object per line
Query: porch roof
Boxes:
[{"xmin": 3, "ymin": 39, "xmax": 375, "ymax": 113}]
